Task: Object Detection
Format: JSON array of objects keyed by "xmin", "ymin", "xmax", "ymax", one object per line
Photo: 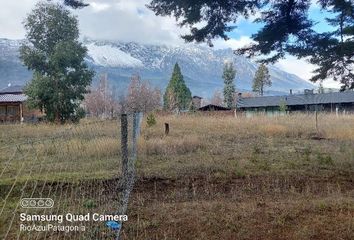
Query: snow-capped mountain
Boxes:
[
  {"xmin": 86, "ymin": 43, "xmax": 144, "ymax": 68},
  {"xmin": 0, "ymin": 38, "xmax": 314, "ymax": 97}
]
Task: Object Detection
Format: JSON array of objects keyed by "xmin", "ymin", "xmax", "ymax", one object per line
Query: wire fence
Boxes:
[{"xmin": 0, "ymin": 114, "xmax": 142, "ymax": 240}]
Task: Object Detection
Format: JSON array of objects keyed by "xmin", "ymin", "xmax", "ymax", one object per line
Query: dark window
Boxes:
[
  {"xmin": 0, "ymin": 106, "xmax": 5, "ymax": 116},
  {"xmin": 7, "ymin": 106, "xmax": 19, "ymax": 116}
]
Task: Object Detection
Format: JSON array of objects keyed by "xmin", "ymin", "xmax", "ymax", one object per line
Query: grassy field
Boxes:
[{"xmin": 0, "ymin": 113, "xmax": 353, "ymax": 239}]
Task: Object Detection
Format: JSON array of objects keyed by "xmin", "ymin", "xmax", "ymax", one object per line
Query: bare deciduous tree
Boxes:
[
  {"xmin": 126, "ymin": 74, "xmax": 162, "ymax": 113},
  {"xmin": 211, "ymin": 90, "xmax": 224, "ymax": 106},
  {"xmin": 84, "ymin": 74, "xmax": 120, "ymax": 118}
]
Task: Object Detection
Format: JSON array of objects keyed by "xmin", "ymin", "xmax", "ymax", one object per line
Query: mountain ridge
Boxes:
[{"xmin": 0, "ymin": 38, "xmax": 314, "ymax": 97}]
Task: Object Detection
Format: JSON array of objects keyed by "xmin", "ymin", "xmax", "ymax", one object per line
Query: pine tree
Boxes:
[
  {"xmin": 252, "ymin": 64, "xmax": 271, "ymax": 96},
  {"xmin": 63, "ymin": 0, "xmax": 88, "ymax": 8},
  {"xmin": 298, "ymin": 1, "xmax": 354, "ymax": 90},
  {"xmin": 148, "ymin": 0, "xmax": 354, "ymax": 89},
  {"xmin": 163, "ymin": 63, "xmax": 192, "ymax": 111},
  {"xmin": 222, "ymin": 62, "xmax": 236, "ymax": 108},
  {"xmin": 20, "ymin": 2, "xmax": 94, "ymax": 123}
]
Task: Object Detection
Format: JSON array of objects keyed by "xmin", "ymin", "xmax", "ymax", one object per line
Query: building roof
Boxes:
[
  {"xmin": 237, "ymin": 91, "xmax": 354, "ymax": 108},
  {"xmin": 0, "ymin": 85, "xmax": 24, "ymax": 94},
  {"xmin": 198, "ymin": 104, "xmax": 231, "ymax": 111},
  {"xmin": 193, "ymin": 95, "xmax": 203, "ymax": 99},
  {"xmin": 0, "ymin": 94, "xmax": 27, "ymax": 103}
]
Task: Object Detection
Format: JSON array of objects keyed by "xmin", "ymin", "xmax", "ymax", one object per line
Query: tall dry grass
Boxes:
[
  {"xmin": 146, "ymin": 113, "xmax": 354, "ymax": 140},
  {"xmin": 137, "ymin": 113, "xmax": 354, "ymax": 178},
  {"xmin": 0, "ymin": 120, "xmax": 122, "ymax": 183},
  {"xmin": 0, "ymin": 114, "xmax": 353, "ymax": 240},
  {"xmin": 1, "ymin": 113, "xmax": 353, "ymax": 182}
]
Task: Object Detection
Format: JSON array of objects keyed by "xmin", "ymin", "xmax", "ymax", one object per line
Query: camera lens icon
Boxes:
[
  {"xmin": 21, "ymin": 198, "xmax": 54, "ymax": 208},
  {"xmin": 37, "ymin": 200, "xmax": 45, "ymax": 207},
  {"xmin": 21, "ymin": 199, "xmax": 29, "ymax": 208},
  {"xmin": 45, "ymin": 199, "xmax": 54, "ymax": 207},
  {"xmin": 29, "ymin": 200, "xmax": 36, "ymax": 207}
]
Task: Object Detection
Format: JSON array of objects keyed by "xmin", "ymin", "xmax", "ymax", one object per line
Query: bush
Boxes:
[
  {"xmin": 146, "ymin": 113, "xmax": 157, "ymax": 127},
  {"xmin": 317, "ymin": 153, "xmax": 334, "ymax": 166},
  {"xmin": 83, "ymin": 199, "xmax": 96, "ymax": 209},
  {"xmin": 72, "ymin": 107, "xmax": 86, "ymax": 123}
]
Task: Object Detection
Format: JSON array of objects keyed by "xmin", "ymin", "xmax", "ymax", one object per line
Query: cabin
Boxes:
[
  {"xmin": 237, "ymin": 90, "xmax": 354, "ymax": 116},
  {"xmin": 0, "ymin": 85, "xmax": 42, "ymax": 123}
]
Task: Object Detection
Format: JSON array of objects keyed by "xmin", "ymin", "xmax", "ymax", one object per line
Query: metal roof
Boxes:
[
  {"xmin": 0, "ymin": 85, "xmax": 24, "ymax": 94},
  {"xmin": 237, "ymin": 91, "xmax": 354, "ymax": 108},
  {"xmin": 0, "ymin": 94, "xmax": 27, "ymax": 103}
]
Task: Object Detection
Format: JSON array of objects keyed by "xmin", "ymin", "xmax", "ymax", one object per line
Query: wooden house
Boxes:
[{"xmin": 0, "ymin": 85, "xmax": 42, "ymax": 123}]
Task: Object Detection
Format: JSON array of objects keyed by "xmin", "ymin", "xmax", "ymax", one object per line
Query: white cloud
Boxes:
[
  {"xmin": 0, "ymin": 0, "xmax": 188, "ymax": 45},
  {"xmin": 77, "ymin": 0, "xmax": 190, "ymax": 45},
  {"xmin": 276, "ymin": 56, "xmax": 315, "ymax": 81},
  {"xmin": 213, "ymin": 36, "xmax": 254, "ymax": 50},
  {"xmin": 275, "ymin": 56, "xmax": 340, "ymax": 89},
  {"xmin": 90, "ymin": 2, "xmax": 110, "ymax": 12},
  {"xmin": 0, "ymin": 0, "xmax": 35, "ymax": 39},
  {"xmin": 321, "ymin": 79, "xmax": 341, "ymax": 89}
]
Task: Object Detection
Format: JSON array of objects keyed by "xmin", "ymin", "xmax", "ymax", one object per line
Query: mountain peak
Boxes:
[{"xmin": 0, "ymin": 38, "xmax": 314, "ymax": 97}]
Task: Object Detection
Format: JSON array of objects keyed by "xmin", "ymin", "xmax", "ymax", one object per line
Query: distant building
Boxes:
[
  {"xmin": 237, "ymin": 90, "xmax": 354, "ymax": 116},
  {"xmin": 0, "ymin": 85, "xmax": 42, "ymax": 123},
  {"xmin": 192, "ymin": 96, "xmax": 202, "ymax": 109},
  {"xmin": 198, "ymin": 104, "xmax": 231, "ymax": 111}
]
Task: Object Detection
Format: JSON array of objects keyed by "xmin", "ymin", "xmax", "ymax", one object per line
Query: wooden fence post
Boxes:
[
  {"xmin": 165, "ymin": 123, "xmax": 169, "ymax": 136},
  {"xmin": 315, "ymin": 110, "xmax": 318, "ymax": 134},
  {"xmin": 121, "ymin": 114, "xmax": 128, "ymax": 177},
  {"xmin": 116, "ymin": 113, "xmax": 142, "ymax": 240}
]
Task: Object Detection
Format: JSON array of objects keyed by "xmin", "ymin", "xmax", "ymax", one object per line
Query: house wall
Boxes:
[
  {"xmin": 0, "ymin": 103, "xmax": 21, "ymax": 122},
  {"xmin": 240, "ymin": 102, "xmax": 354, "ymax": 116},
  {"xmin": 241, "ymin": 107, "xmax": 287, "ymax": 118},
  {"xmin": 198, "ymin": 110, "xmax": 234, "ymax": 117},
  {"xmin": 0, "ymin": 102, "xmax": 43, "ymax": 123}
]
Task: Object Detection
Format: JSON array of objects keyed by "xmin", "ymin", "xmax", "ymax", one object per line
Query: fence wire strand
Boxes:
[{"xmin": 0, "ymin": 116, "xmax": 141, "ymax": 240}]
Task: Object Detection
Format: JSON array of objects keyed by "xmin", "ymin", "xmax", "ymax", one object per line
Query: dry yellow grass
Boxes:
[
  {"xmin": 0, "ymin": 113, "xmax": 353, "ymax": 240},
  {"xmin": 1, "ymin": 113, "xmax": 353, "ymax": 182},
  {"xmin": 137, "ymin": 113, "xmax": 354, "ymax": 179}
]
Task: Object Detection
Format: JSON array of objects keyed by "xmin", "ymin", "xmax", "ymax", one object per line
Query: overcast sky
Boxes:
[{"xmin": 0, "ymin": 0, "xmax": 340, "ymax": 88}]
